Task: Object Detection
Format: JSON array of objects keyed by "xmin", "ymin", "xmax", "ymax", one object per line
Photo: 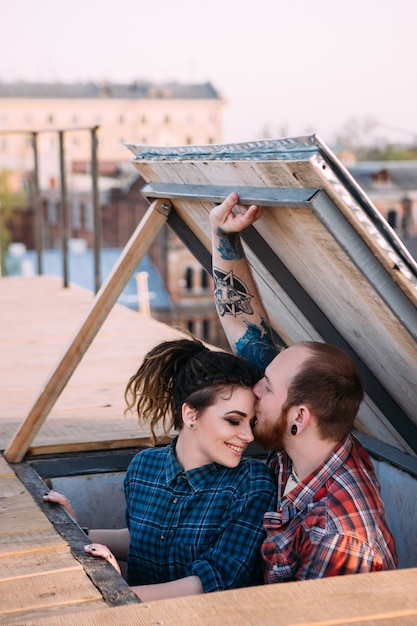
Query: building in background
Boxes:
[
  {"xmin": 1, "ymin": 77, "xmax": 227, "ymax": 349},
  {"xmin": 0, "ymin": 80, "xmax": 224, "ymax": 190},
  {"xmin": 346, "ymin": 161, "xmax": 417, "ymax": 238}
]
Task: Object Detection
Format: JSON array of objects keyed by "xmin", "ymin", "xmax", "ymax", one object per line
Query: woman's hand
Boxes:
[
  {"xmin": 84, "ymin": 542, "xmax": 122, "ymax": 574},
  {"xmin": 43, "ymin": 489, "xmax": 77, "ymax": 521}
]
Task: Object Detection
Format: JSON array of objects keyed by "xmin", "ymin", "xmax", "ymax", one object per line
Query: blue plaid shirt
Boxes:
[{"xmin": 124, "ymin": 438, "xmax": 275, "ymax": 592}]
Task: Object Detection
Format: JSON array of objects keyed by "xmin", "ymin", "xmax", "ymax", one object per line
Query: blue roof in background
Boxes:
[{"xmin": 5, "ymin": 247, "xmax": 172, "ymax": 311}]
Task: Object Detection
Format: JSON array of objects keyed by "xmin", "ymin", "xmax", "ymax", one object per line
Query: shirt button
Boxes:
[
  {"xmin": 181, "ymin": 473, "xmax": 186, "ymax": 480},
  {"xmin": 172, "ymin": 497, "xmax": 178, "ymax": 504},
  {"xmin": 161, "ymin": 535, "xmax": 165, "ymax": 540}
]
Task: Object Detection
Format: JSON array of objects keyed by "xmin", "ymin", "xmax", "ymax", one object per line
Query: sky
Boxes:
[{"xmin": 1, "ymin": 0, "xmax": 417, "ymax": 146}]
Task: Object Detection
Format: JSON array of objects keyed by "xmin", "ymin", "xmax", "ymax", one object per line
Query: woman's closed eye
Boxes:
[{"xmin": 226, "ymin": 418, "xmax": 241, "ymax": 426}]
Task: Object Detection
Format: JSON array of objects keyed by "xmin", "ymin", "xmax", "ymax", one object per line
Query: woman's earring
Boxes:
[
  {"xmin": 189, "ymin": 423, "xmax": 195, "ymax": 429},
  {"xmin": 291, "ymin": 424, "xmax": 298, "ymax": 436}
]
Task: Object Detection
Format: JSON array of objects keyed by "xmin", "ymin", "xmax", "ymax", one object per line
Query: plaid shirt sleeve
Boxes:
[
  {"xmin": 191, "ymin": 460, "xmax": 275, "ymax": 592},
  {"xmin": 299, "ymin": 533, "xmax": 386, "ymax": 578}
]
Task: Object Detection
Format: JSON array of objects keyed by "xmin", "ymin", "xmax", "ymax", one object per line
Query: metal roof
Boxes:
[
  {"xmin": 348, "ymin": 161, "xmax": 417, "ymax": 193},
  {"xmin": 126, "ymin": 134, "xmax": 417, "ymax": 457},
  {"xmin": 0, "ymin": 81, "xmax": 220, "ymax": 100}
]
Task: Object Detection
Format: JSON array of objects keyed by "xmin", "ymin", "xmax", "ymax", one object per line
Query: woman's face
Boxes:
[{"xmin": 186, "ymin": 386, "xmax": 256, "ymax": 469}]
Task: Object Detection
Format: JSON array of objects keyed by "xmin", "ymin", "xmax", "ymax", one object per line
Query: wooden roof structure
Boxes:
[
  {"xmin": 126, "ymin": 134, "xmax": 417, "ymax": 456},
  {"xmin": 4, "ymin": 134, "xmax": 416, "ymax": 463},
  {"xmin": 1, "ymin": 135, "xmax": 417, "ymax": 624}
]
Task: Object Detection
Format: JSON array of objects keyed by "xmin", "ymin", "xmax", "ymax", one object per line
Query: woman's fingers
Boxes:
[{"xmin": 84, "ymin": 543, "xmax": 121, "ymax": 574}]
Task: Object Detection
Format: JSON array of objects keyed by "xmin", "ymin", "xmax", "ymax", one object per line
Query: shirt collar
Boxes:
[
  {"xmin": 165, "ymin": 437, "xmax": 222, "ymax": 490},
  {"xmin": 273, "ymin": 434, "xmax": 353, "ymax": 510}
]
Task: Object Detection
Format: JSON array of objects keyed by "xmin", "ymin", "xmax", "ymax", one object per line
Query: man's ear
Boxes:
[
  {"xmin": 295, "ymin": 405, "xmax": 311, "ymax": 433},
  {"xmin": 182, "ymin": 403, "xmax": 198, "ymax": 429},
  {"xmin": 288, "ymin": 404, "xmax": 311, "ymax": 434}
]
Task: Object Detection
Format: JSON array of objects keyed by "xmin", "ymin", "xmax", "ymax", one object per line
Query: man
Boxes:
[{"xmin": 210, "ymin": 192, "xmax": 397, "ymax": 582}]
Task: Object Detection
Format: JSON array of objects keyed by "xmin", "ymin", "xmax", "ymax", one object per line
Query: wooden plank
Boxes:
[
  {"xmin": 0, "ymin": 455, "xmax": 14, "ymax": 476},
  {"xmin": 1, "ymin": 600, "xmax": 107, "ymax": 626},
  {"xmin": 0, "ymin": 475, "xmax": 58, "ymax": 533},
  {"xmin": 0, "ymin": 546, "xmax": 81, "ymax": 578},
  {"xmin": 0, "ymin": 461, "xmax": 106, "ymax": 623},
  {"xmin": 27, "ymin": 435, "xmax": 171, "ymax": 457},
  {"xmin": 0, "ymin": 527, "xmax": 67, "ymax": 554},
  {"xmin": 4, "ymin": 199, "xmax": 171, "ymax": 463},
  {"xmin": 0, "ymin": 276, "xmax": 184, "ymax": 454},
  {"xmin": 12, "ymin": 568, "xmax": 417, "ymax": 626},
  {"xmin": 0, "ymin": 569, "xmax": 104, "ymax": 614}
]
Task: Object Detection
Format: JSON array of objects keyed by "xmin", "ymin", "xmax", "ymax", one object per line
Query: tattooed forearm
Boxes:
[
  {"xmin": 235, "ymin": 319, "xmax": 278, "ymax": 374},
  {"xmin": 213, "ymin": 268, "xmax": 254, "ymax": 317},
  {"xmin": 215, "ymin": 228, "xmax": 245, "ymax": 260}
]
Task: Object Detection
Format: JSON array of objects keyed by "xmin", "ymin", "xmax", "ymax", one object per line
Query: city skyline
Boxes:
[{"xmin": 1, "ymin": 0, "xmax": 417, "ymax": 146}]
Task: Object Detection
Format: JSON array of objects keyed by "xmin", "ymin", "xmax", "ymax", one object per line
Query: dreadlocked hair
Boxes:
[{"xmin": 124, "ymin": 337, "xmax": 256, "ymax": 444}]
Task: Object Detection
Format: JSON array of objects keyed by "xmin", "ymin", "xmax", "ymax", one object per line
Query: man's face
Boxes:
[{"xmin": 252, "ymin": 345, "xmax": 310, "ymax": 450}]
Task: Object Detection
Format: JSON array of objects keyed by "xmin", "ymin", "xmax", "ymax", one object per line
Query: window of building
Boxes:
[
  {"xmin": 201, "ymin": 268, "xmax": 209, "ymax": 290},
  {"xmin": 185, "ymin": 267, "xmax": 194, "ymax": 290},
  {"xmin": 119, "ymin": 115, "xmax": 125, "ymax": 124},
  {"xmin": 71, "ymin": 199, "xmax": 82, "ymax": 229},
  {"xmin": 186, "ymin": 136, "xmax": 193, "ymax": 145},
  {"xmin": 47, "ymin": 114, "xmax": 54, "ymax": 124},
  {"xmin": 202, "ymin": 319, "xmax": 210, "ymax": 342},
  {"xmin": 84, "ymin": 201, "xmax": 94, "ymax": 231},
  {"xmin": 47, "ymin": 199, "xmax": 58, "ymax": 225},
  {"xmin": 186, "ymin": 320, "xmax": 195, "ymax": 334},
  {"xmin": 164, "ymin": 115, "xmax": 170, "ymax": 124},
  {"xmin": 72, "ymin": 115, "xmax": 78, "ymax": 124},
  {"xmin": 387, "ymin": 209, "xmax": 398, "ymax": 229},
  {"xmin": 141, "ymin": 115, "xmax": 147, "ymax": 124}
]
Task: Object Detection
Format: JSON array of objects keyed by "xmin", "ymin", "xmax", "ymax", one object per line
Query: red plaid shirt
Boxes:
[{"xmin": 262, "ymin": 434, "xmax": 397, "ymax": 582}]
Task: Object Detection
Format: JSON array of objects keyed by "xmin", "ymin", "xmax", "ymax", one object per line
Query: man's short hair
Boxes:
[{"xmin": 283, "ymin": 342, "xmax": 364, "ymax": 441}]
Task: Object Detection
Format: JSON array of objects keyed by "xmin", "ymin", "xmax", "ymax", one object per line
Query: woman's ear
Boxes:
[{"xmin": 182, "ymin": 403, "xmax": 198, "ymax": 429}]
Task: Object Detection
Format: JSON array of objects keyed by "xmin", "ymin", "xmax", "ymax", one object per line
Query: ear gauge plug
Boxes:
[{"xmin": 291, "ymin": 424, "xmax": 298, "ymax": 436}]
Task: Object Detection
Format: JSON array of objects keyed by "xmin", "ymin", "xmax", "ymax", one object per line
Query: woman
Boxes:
[{"xmin": 44, "ymin": 337, "xmax": 275, "ymax": 601}]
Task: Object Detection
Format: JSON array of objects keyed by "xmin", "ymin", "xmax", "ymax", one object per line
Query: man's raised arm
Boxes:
[{"xmin": 210, "ymin": 192, "xmax": 278, "ymax": 375}]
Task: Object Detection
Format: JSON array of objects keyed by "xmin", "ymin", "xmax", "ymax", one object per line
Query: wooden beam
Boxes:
[
  {"xmin": 4, "ymin": 199, "xmax": 171, "ymax": 463},
  {"xmin": 25, "ymin": 435, "xmax": 172, "ymax": 458}
]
